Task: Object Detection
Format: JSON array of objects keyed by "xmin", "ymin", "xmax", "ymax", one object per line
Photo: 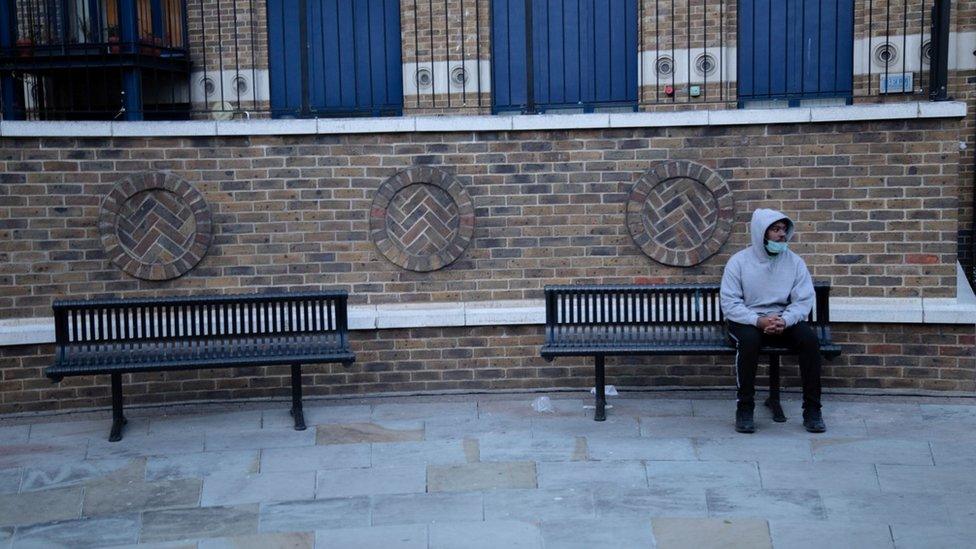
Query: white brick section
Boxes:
[
  {"xmin": 4, "ymin": 101, "xmax": 961, "ymax": 138},
  {"xmin": 4, "ymin": 296, "xmax": 973, "ymax": 347}
]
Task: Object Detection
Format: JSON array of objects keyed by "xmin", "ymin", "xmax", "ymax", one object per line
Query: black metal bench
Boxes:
[
  {"xmin": 46, "ymin": 291, "xmax": 355, "ymax": 441},
  {"xmin": 541, "ymin": 283, "xmax": 841, "ymax": 421}
]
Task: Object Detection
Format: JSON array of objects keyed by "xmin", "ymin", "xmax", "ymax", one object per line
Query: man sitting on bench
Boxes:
[{"xmin": 720, "ymin": 208, "xmax": 826, "ymax": 434}]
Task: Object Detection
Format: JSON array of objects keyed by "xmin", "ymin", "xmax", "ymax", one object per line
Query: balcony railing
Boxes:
[{"xmin": 0, "ymin": 0, "xmax": 954, "ymax": 121}]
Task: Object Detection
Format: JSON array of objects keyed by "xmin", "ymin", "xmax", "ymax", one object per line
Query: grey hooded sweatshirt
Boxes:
[{"xmin": 720, "ymin": 208, "xmax": 814, "ymax": 328}]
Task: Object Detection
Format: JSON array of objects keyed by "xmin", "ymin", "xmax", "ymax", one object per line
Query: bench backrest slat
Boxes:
[
  {"xmin": 53, "ymin": 291, "xmax": 349, "ymax": 346},
  {"xmin": 544, "ymin": 283, "xmax": 832, "ymax": 344}
]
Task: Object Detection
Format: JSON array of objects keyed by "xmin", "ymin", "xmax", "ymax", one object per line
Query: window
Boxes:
[
  {"xmin": 492, "ymin": 0, "xmax": 638, "ymax": 113},
  {"xmin": 267, "ymin": 0, "xmax": 402, "ymax": 118},
  {"xmin": 738, "ymin": 0, "xmax": 854, "ymax": 105}
]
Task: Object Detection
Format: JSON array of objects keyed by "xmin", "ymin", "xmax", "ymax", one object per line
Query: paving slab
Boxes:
[
  {"xmin": 538, "ymin": 461, "xmax": 647, "ymax": 490},
  {"xmin": 640, "ymin": 416, "xmax": 737, "ymax": 438},
  {"xmin": 0, "ymin": 442, "xmax": 87, "ymax": 470},
  {"xmin": 864, "ymin": 418, "xmax": 976, "ymax": 442},
  {"xmin": 204, "ymin": 429, "xmax": 315, "ymax": 452},
  {"xmin": 646, "ymin": 460, "xmax": 762, "ymax": 491},
  {"xmin": 0, "ymin": 426, "xmax": 28, "ymax": 445},
  {"xmin": 483, "ymin": 488, "xmax": 594, "ymax": 522},
  {"xmin": 111, "ymin": 541, "xmax": 197, "ymax": 549},
  {"xmin": 890, "ymin": 524, "xmax": 976, "ymax": 549},
  {"xmin": 424, "ymin": 417, "xmax": 533, "ymax": 441},
  {"xmin": 316, "ymin": 422, "xmax": 424, "ymax": 445},
  {"xmin": 587, "ymin": 437, "xmax": 696, "ymax": 462},
  {"xmin": 146, "ymin": 451, "xmax": 260, "ymax": 481},
  {"xmin": 539, "ymin": 518, "xmax": 656, "ymax": 549},
  {"xmin": 918, "ymin": 404, "xmax": 976, "ymax": 422},
  {"xmin": 427, "ymin": 461, "xmax": 536, "ymax": 492},
  {"xmin": 759, "ymin": 461, "xmax": 880, "ymax": 493},
  {"xmin": 0, "ymin": 486, "xmax": 83, "ymax": 527},
  {"xmin": 372, "ymin": 402, "xmax": 477, "ymax": 422},
  {"xmin": 197, "ymin": 531, "xmax": 314, "ymax": 549},
  {"xmin": 0, "ymin": 527, "xmax": 10, "ymax": 549},
  {"xmin": 27, "ymin": 418, "xmax": 149, "ymax": 441},
  {"xmin": 877, "ymin": 464, "xmax": 976, "ymax": 494},
  {"xmin": 768, "ymin": 520, "xmax": 893, "ymax": 549},
  {"xmin": 370, "ymin": 440, "xmax": 468, "ymax": 467},
  {"xmin": 478, "ymin": 433, "xmax": 583, "ymax": 462},
  {"xmin": 84, "ymin": 477, "xmax": 201, "ymax": 516},
  {"xmin": 12, "ymin": 514, "xmax": 141, "ymax": 548},
  {"xmin": 652, "ymin": 517, "xmax": 771, "ymax": 549},
  {"xmin": 262, "ymin": 405, "xmax": 372, "ymax": 429},
  {"xmin": 21, "ymin": 458, "xmax": 142, "ymax": 492},
  {"xmin": 429, "ymin": 520, "xmax": 542, "ymax": 549},
  {"xmin": 691, "ymin": 399, "xmax": 738, "ymax": 418},
  {"xmin": 811, "ymin": 438, "xmax": 934, "ymax": 465},
  {"xmin": 822, "ymin": 402, "xmax": 922, "ymax": 422},
  {"xmin": 370, "ymin": 493, "xmax": 484, "ymax": 526},
  {"xmin": 201, "ymin": 471, "xmax": 315, "ymax": 506},
  {"xmin": 260, "ymin": 444, "xmax": 369, "ymax": 473},
  {"xmin": 533, "ymin": 416, "xmax": 640, "ymax": 439},
  {"xmin": 0, "ymin": 469, "xmax": 21, "ymax": 495},
  {"xmin": 87, "ymin": 433, "xmax": 206, "ymax": 460},
  {"xmin": 820, "ymin": 492, "xmax": 951, "ymax": 525},
  {"xmin": 943, "ymin": 492, "xmax": 976, "ymax": 527},
  {"xmin": 316, "ymin": 465, "xmax": 426, "ymax": 498},
  {"xmin": 929, "ymin": 439, "xmax": 976, "ymax": 466},
  {"xmin": 141, "ymin": 504, "xmax": 259, "ymax": 543},
  {"xmin": 477, "ymin": 398, "xmax": 589, "ymax": 419},
  {"xmin": 706, "ymin": 488, "xmax": 827, "ymax": 521},
  {"xmin": 695, "ymin": 437, "xmax": 813, "ymax": 462},
  {"xmin": 314, "ymin": 524, "xmax": 427, "ymax": 549},
  {"xmin": 259, "ymin": 497, "xmax": 370, "ymax": 533},
  {"xmin": 149, "ymin": 410, "xmax": 263, "ymax": 436},
  {"xmin": 592, "ymin": 486, "xmax": 708, "ymax": 519},
  {"xmin": 607, "ymin": 398, "xmax": 694, "ymax": 417}
]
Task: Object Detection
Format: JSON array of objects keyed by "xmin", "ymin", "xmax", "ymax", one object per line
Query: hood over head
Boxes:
[{"xmin": 750, "ymin": 208, "xmax": 794, "ymax": 261}]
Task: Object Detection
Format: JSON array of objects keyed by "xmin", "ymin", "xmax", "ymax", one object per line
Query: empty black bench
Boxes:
[
  {"xmin": 541, "ymin": 283, "xmax": 841, "ymax": 421},
  {"xmin": 46, "ymin": 291, "xmax": 355, "ymax": 441}
]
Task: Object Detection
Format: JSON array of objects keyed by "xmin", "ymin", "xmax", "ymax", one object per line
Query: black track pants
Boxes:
[{"xmin": 727, "ymin": 321, "xmax": 822, "ymax": 411}]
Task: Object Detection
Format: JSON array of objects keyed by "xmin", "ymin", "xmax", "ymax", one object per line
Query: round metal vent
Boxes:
[
  {"xmin": 232, "ymin": 75, "xmax": 248, "ymax": 95},
  {"xmin": 656, "ymin": 55, "xmax": 675, "ymax": 77},
  {"xmin": 695, "ymin": 53, "xmax": 717, "ymax": 76},
  {"xmin": 416, "ymin": 68, "xmax": 432, "ymax": 89},
  {"xmin": 921, "ymin": 40, "xmax": 933, "ymax": 63},
  {"xmin": 200, "ymin": 76, "xmax": 216, "ymax": 97},
  {"xmin": 873, "ymin": 43, "xmax": 899, "ymax": 67},
  {"xmin": 450, "ymin": 66, "xmax": 468, "ymax": 87}
]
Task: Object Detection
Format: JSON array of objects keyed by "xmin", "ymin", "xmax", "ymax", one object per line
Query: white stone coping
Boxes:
[
  {"xmin": 0, "ymin": 101, "xmax": 964, "ymax": 138},
  {"xmin": 2, "ymin": 295, "xmax": 973, "ymax": 347}
]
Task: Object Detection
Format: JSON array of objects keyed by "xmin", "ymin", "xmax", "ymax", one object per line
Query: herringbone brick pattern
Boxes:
[
  {"xmin": 645, "ymin": 177, "xmax": 718, "ymax": 252},
  {"xmin": 117, "ymin": 190, "xmax": 197, "ymax": 265},
  {"xmin": 386, "ymin": 184, "xmax": 460, "ymax": 256}
]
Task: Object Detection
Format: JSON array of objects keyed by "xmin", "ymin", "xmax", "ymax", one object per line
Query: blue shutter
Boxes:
[
  {"xmin": 269, "ymin": 0, "xmax": 402, "ymax": 117},
  {"xmin": 738, "ymin": 0, "xmax": 854, "ymax": 104},
  {"xmin": 493, "ymin": 0, "xmax": 637, "ymax": 113}
]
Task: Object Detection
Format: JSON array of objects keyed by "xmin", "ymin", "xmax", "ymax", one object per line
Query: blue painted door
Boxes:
[
  {"xmin": 268, "ymin": 0, "xmax": 402, "ymax": 118},
  {"xmin": 492, "ymin": 0, "xmax": 637, "ymax": 113},
  {"xmin": 738, "ymin": 0, "xmax": 854, "ymax": 104}
]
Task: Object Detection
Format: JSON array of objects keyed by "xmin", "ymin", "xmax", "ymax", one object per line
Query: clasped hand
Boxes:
[{"xmin": 757, "ymin": 314, "xmax": 786, "ymax": 335}]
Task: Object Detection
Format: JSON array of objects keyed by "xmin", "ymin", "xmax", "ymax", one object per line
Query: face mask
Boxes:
[{"xmin": 765, "ymin": 240, "xmax": 788, "ymax": 255}]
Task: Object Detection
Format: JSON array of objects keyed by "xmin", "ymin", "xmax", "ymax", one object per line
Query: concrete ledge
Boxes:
[
  {"xmin": 1, "ymin": 102, "xmax": 963, "ymax": 138},
  {"xmin": 3, "ymin": 296, "xmax": 972, "ymax": 347}
]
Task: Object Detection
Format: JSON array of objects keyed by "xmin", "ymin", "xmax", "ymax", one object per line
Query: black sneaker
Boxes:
[
  {"xmin": 735, "ymin": 408, "xmax": 755, "ymax": 433},
  {"xmin": 803, "ymin": 409, "xmax": 826, "ymax": 433}
]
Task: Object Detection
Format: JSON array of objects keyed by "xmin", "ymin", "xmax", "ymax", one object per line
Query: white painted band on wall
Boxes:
[
  {"xmin": 402, "ymin": 59, "xmax": 492, "ymax": 97},
  {"xmin": 0, "ymin": 101, "xmax": 965, "ymax": 138}
]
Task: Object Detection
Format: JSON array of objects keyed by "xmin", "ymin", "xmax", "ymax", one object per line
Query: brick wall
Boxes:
[
  {"xmin": 0, "ymin": 118, "xmax": 963, "ymax": 319},
  {"xmin": 1, "ymin": 322, "xmax": 972, "ymax": 414}
]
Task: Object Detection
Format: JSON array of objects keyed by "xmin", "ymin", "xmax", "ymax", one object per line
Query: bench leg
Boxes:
[
  {"xmin": 594, "ymin": 355, "xmax": 606, "ymax": 422},
  {"xmin": 109, "ymin": 373, "xmax": 127, "ymax": 442},
  {"xmin": 764, "ymin": 355, "xmax": 787, "ymax": 422},
  {"xmin": 290, "ymin": 364, "xmax": 307, "ymax": 431}
]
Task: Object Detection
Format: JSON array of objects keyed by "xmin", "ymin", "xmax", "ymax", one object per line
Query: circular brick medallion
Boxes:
[
  {"xmin": 100, "ymin": 172, "xmax": 212, "ymax": 280},
  {"xmin": 627, "ymin": 161, "xmax": 734, "ymax": 266},
  {"xmin": 370, "ymin": 167, "xmax": 474, "ymax": 272}
]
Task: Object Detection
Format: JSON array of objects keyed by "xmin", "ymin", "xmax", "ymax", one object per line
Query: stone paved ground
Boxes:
[{"xmin": 1, "ymin": 391, "xmax": 975, "ymax": 548}]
